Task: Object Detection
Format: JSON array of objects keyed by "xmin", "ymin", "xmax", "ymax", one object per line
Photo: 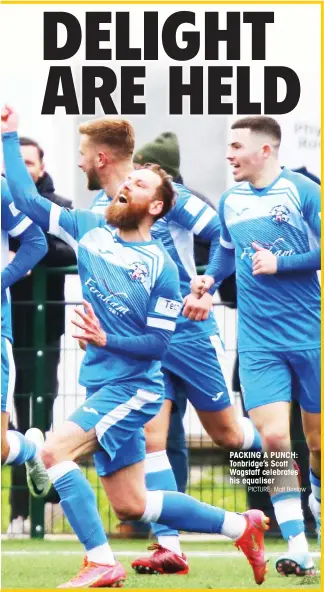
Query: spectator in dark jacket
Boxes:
[{"xmin": 7, "ymin": 137, "xmax": 76, "ymax": 535}]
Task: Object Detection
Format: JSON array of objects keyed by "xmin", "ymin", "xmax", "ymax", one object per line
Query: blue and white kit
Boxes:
[
  {"xmin": 1, "ymin": 176, "xmax": 47, "ymax": 412},
  {"xmin": 2, "ymin": 132, "xmax": 183, "ymax": 473},
  {"xmin": 92, "ymin": 184, "xmax": 233, "ymax": 413},
  {"xmin": 210, "ymin": 168, "xmax": 321, "ymax": 412}
]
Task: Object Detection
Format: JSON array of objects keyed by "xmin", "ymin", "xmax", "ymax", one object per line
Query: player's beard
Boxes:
[
  {"xmin": 106, "ymin": 192, "xmax": 150, "ymax": 230},
  {"xmin": 86, "ymin": 166, "xmax": 102, "ymax": 191}
]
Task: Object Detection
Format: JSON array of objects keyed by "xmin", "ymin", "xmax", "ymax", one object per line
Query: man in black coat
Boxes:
[{"xmin": 7, "ymin": 137, "xmax": 76, "ymax": 535}]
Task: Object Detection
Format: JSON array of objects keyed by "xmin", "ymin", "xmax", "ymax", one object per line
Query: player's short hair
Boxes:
[
  {"xmin": 79, "ymin": 118, "xmax": 135, "ymax": 159},
  {"xmin": 231, "ymin": 116, "xmax": 281, "ymax": 147},
  {"xmin": 142, "ymin": 162, "xmax": 175, "ymax": 220},
  {"xmin": 19, "ymin": 137, "xmax": 44, "ymax": 161}
]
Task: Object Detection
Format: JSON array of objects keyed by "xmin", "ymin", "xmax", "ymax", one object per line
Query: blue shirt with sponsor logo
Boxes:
[
  {"xmin": 91, "ymin": 184, "xmax": 222, "ymax": 342},
  {"xmin": 3, "ymin": 132, "xmax": 182, "ymax": 393},
  {"xmin": 217, "ymin": 168, "xmax": 320, "ymax": 352}
]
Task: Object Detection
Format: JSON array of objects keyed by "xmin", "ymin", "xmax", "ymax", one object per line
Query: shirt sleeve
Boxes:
[
  {"xmin": 302, "ymin": 179, "xmax": 321, "ymax": 238},
  {"xmin": 105, "ymin": 257, "xmax": 183, "ymax": 360},
  {"xmin": 168, "ymin": 183, "xmax": 221, "ymax": 270},
  {"xmin": 1, "ymin": 178, "xmax": 48, "ymax": 290},
  {"xmin": 204, "ymin": 193, "xmax": 236, "ymax": 289},
  {"xmin": 1, "ymin": 176, "xmax": 33, "ymax": 236},
  {"xmin": 168, "ymin": 184, "xmax": 220, "ymax": 236},
  {"xmin": 2, "ymin": 131, "xmax": 103, "ymax": 250},
  {"xmin": 277, "ymin": 179, "xmax": 321, "ymax": 273}
]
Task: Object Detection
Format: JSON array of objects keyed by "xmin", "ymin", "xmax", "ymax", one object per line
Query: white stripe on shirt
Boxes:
[
  {"xmin": 220, "ymin": 236, "xmax": 235, "ymax": 249},
  {"xmin": 49, "ymin": 202, "xmax": 62, "ymax": 236},
  {"xmin": 192, "ymin": 209, "xmax": 216, "ymax": 235},
  {"xmin": 147, "ymin": 317, "xmax": 176, "ymax": 331},
  {"xmin": 8, "ymin": 217, "xmax": 32, "ymax": 237},
  {"xmin": 184, "ymin": 195, "xmax": 205, "ymax": 217},
  {"xmin": 49, "ymin": 203, "xmax": 78, "ymax": 252}
]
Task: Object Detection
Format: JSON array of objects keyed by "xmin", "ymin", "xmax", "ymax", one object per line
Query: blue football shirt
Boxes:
[{"xmin": 218, "ymin": 168, "xmax": 320, "ymax": 352}]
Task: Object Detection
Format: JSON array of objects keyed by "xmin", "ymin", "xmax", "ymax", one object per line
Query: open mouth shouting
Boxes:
[{"xmin": 118, "ymin": 193, "xmax": 128, "ymax": 204}]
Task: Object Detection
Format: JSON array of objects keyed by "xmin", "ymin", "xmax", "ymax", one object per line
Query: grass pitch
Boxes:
[{"xmin": 1, "ymin": 538, "xmax": 320, "ymax": 589}]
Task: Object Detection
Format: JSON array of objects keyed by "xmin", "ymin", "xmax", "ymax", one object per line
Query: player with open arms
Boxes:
[
  {"xmin": 188, "ymin": 116, "xmax": 320, "ymax": 577},
  {"xmin": 1, "ymin": 175, "xmax": 48, "ymax": 495},
  {"xmin": 2, "ymin": 107, "xmax": 268, "ymax": 588}
]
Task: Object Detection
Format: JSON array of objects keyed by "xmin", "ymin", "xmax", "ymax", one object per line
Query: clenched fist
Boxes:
[{"xmin": 1, "ymin": 105, "xmax": 19, "ymax": 134}]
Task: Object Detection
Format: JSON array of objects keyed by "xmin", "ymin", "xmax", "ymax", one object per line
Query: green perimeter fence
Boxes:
[{"xmin": 2, "ymin": 265, "xmax": 245, "ymax": 538}]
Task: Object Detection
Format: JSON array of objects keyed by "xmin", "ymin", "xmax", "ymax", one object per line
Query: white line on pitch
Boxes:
[{"xmin": 2, "ymin": 551, "xmax": 321, "ymax": 558}]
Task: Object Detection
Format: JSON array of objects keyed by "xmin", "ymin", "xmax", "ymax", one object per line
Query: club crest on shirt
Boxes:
[
  {"xmin": 270, "ymin": 204, "xmax": 290, "ymax": 223},
  {"xmin": 128, "ymin": 261, "xmax": 149, "ymax": 283}
]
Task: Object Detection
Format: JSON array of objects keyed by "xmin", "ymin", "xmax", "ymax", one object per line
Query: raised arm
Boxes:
[
  {"xmin": 2, "ymin": 109, "xmax": 103, "ymax": 249},
  {"xmin": 2, "ymin": 130, "xmax": 65, "ymax": 233}
]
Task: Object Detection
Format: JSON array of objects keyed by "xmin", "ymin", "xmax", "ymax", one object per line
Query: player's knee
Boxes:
[
  {"xmin": 41, "ymin": 429, "xmax": 76, "ymax": 468},
  {"xmin": 145, "ymin": 427, "xmax": 168, "ymax": 453},
  {"xmin": 112, "ymin": 496, "xmax": 146, "ymax": 521},
  {"xmin": 261, "ymin": 427, "xmax": 289, "ymax": 452},
  {"xmin": 145, "ymin": 435, "xmax": 167, "ymax": 454},
  {"xmin": 114, "ymin": 507, "xmax": 142, "ymax": 521},
  {"xmin": 305, "ymin": 433, "xmax": 321, "ymax": 457},
  {"xmin": 204, "ymin": 421, "xmax": 243, "ymax": 449},
  {"xmin": 41, "ymin": 444, "xmax": 62, "ymax": 469},
  {"xmin": 213, "ymin": 429, "xmax": 243, "ymax": 450}
]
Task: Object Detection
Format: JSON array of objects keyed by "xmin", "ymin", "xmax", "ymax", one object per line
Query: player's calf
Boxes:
[
  {"xmin": 1, "ymin": 412, "xmax": 10, "ymax": 464},
  {"xmin": 305, "ymin": 433, "xmax": 321, "ymax": 477},
  {"xmin": 140, "ymin": 491, "xmax": 269, "ymax": 585},
  {"xmin": 1, "ymin": 432, "xmax": 10, "ymax": 464},
  {"xmin": 309, "ymin": 469, "xmax": 321, "ymax": 546}
]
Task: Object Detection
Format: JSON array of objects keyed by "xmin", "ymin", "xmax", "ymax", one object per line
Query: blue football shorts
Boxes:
[
  {"xmin": 1, "ymin": 336, "xmax": 15, "ymax": 413},
  {"xmin": 68, "ymin": 383, "xmax": 163, "ymax": 476},
  {"xmin": 162, "ymin": 333, "xmax": 233, "ymax": 412},
  {"xmin": 239, "ymin": 348, "xmax": 320, "ymax": 413},
  {"xmin": 162, "ymin": 334, "xmax": 232, "ymax": 411}
]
